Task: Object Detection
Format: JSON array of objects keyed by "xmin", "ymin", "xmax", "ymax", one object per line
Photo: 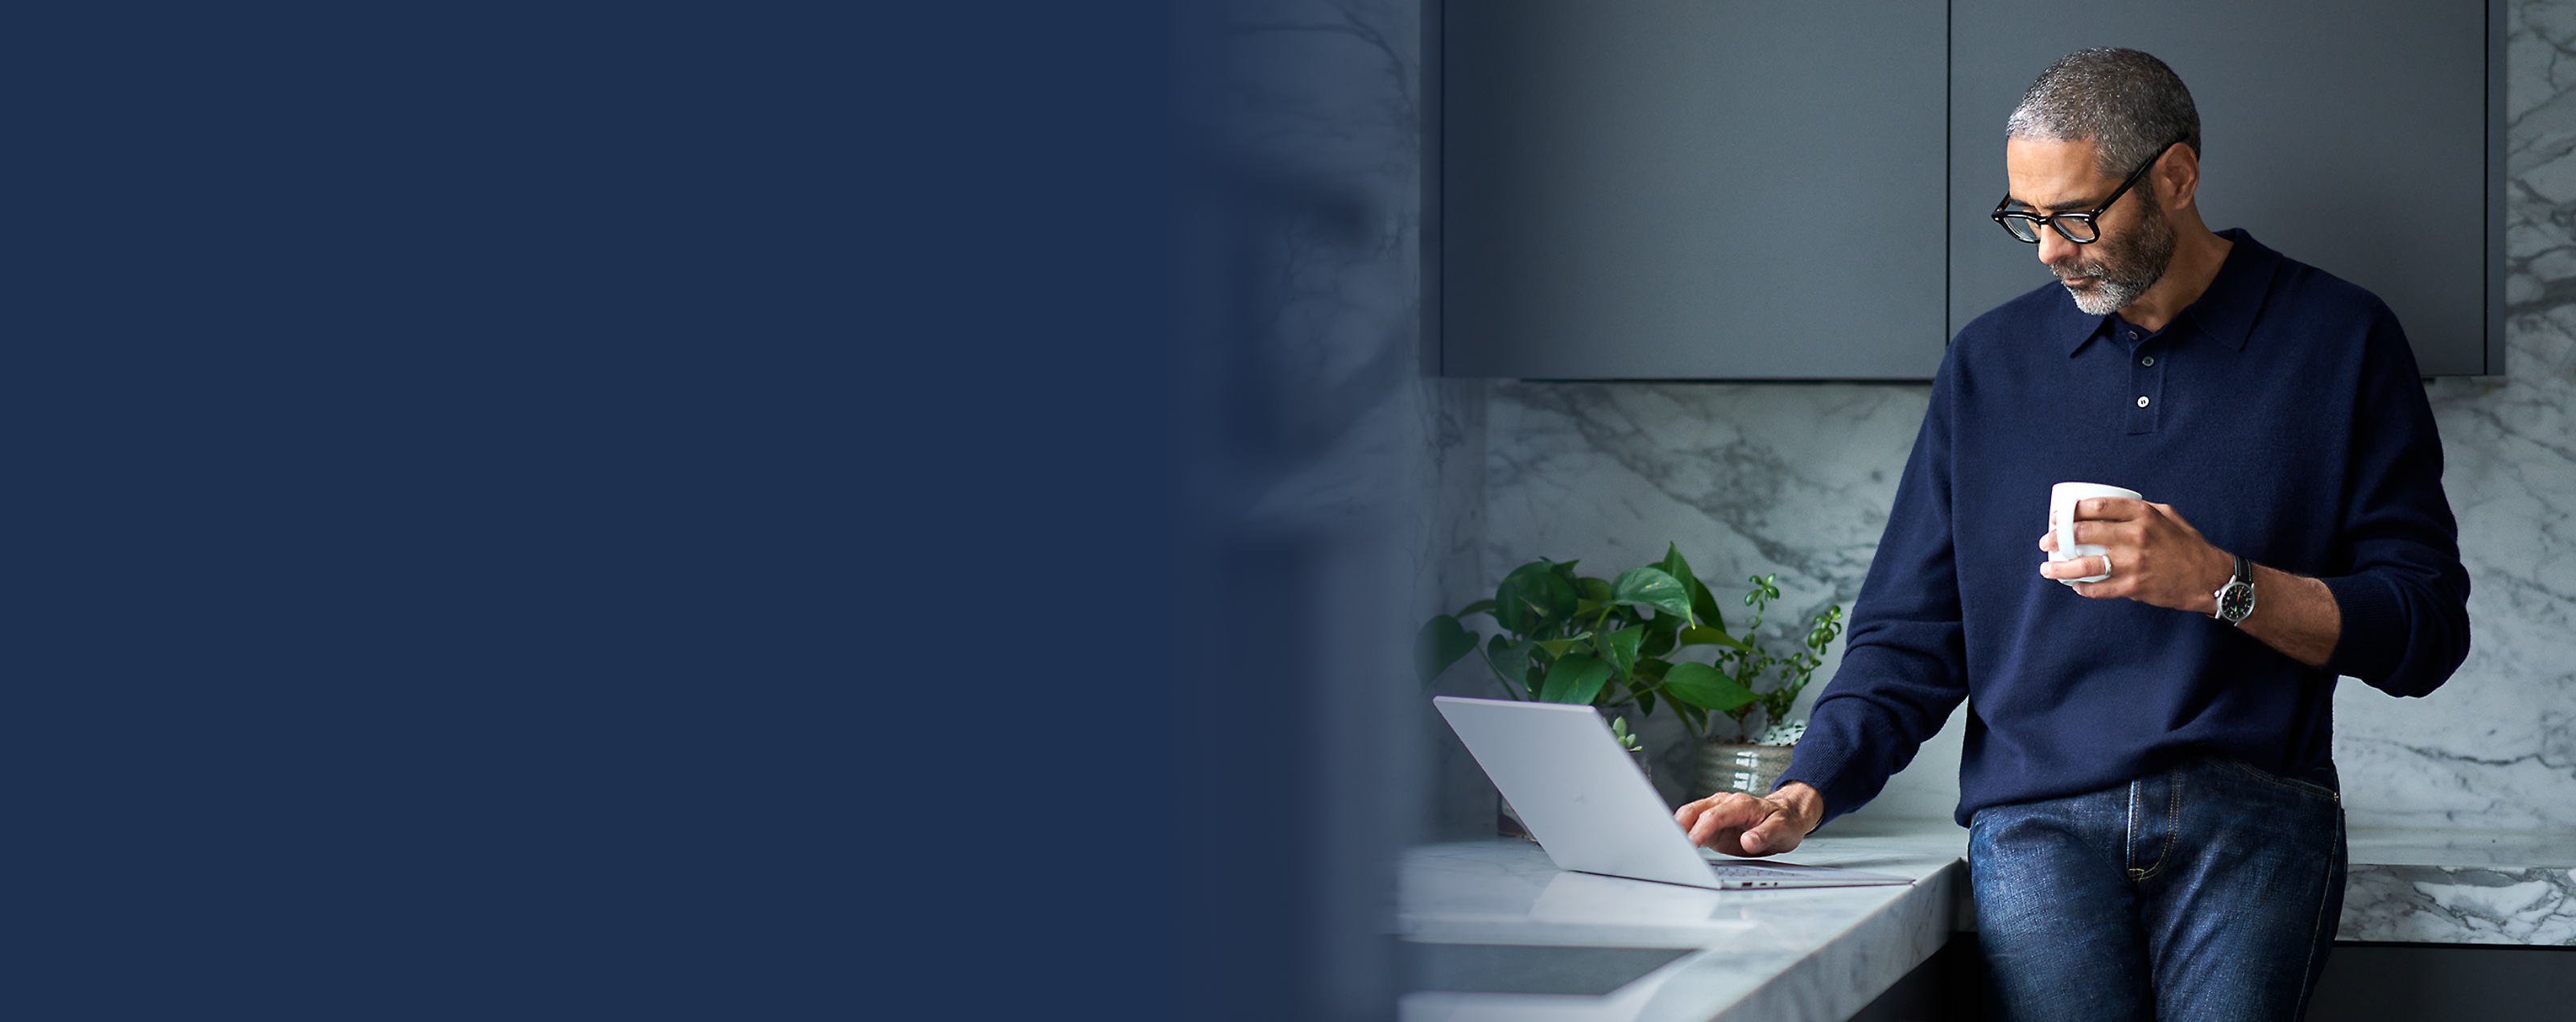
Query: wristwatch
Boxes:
[{"xmin": 2211, "ymin": 553, "xmax": 2256, "ymax": 626}]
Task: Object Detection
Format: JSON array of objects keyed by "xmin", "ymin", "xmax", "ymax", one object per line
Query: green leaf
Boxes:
[
  {"xmin": 1414, "ymin": 616, "xmax": 1480, "ymax": 686},
  {"xmin": 1533, "ymin": 637, "xmax": 1583, "ymax": 659},
  {"xmin": 1636, "ymin": 690, "xmax": 1657, "ymax": 717},
  {"xmin": 1676, "ymin": 625, "xmax": 1750, "ymax": 651},
  {"xmin": 1487, "ymin": 634, "xmax": 1535, "ymax": 697},
  {"xmin": 1538, "ymin": 652, "xmax": 1614, "ymax": 705},
  {"xmin": 1654, "ymin": 542, "xmax": 1690, "ymax": 582},
  {"xmin": 1691, "ymin": 583, "xmax": 1724, "ymax": 631},
  {"xmin": 1608, "ymin": 566, "xmax": 1695, "ymax": 620},
  {"xmin": 1745, "ymin": 573, "xmax": 1781, "ymax": 608},
  {"xmin": 1494, "ymin": 561, "xmax": 1580, "ymax": 636},
  {"xmin": 1806, "ymin": 604, "xmax": 1846, "ymax": 653},
  {"xmin": 1577, "ymin": 576, "xmax": 1613, "ymax": 601},
  {"xmin": 1656, "ymin": 542, "xmax": 1721, "ymax": 629},
  {"xmin": 1598, "ymin": 624, "xmax": 1645, "ymax": 679},
  {"xmin": 1662, "ymin": 661, "xmax": 1757, "ymax": 712},
  {"xmin": 1455, "ymin": 599, "xmax": 1497, "ymax": 619},
  {"xmin": 1638, "ymin": 617, "xmax": 1678, "ymax": 658}
]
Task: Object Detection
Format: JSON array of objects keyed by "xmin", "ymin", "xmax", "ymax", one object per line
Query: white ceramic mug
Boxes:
[{"xmin": 2050, "ymin": 482, "xmax": 2142, "ymax": 585}]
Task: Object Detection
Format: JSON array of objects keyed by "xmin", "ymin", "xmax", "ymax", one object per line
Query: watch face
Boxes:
[{"xmin": 2219, "ymin": 582, "xmax": 2256, "ymax": 622}]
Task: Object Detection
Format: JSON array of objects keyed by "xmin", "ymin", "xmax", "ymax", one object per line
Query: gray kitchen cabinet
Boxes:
[
  {"xmin": 1440, "ymin": 0, "xmax": 2504, "ymax": 379},
  {"xmin": 1949, "ymin": 0, "xmax": 2504, "ymax": 377},
  {"xmin": 1439, "ymin": 1, "xmax": 1949, "ymax": 380}
]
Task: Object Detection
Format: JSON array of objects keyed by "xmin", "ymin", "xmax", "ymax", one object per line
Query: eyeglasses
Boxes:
[{"xmin": 1991, "ymin": 137, "xmax": 2186, "ymax": 245}]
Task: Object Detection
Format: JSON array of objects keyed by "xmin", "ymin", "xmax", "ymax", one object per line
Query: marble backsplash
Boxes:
[
  {"xmin": 2336, "ymin": 0, "xmax": 2576, "ymax": 834},
  {"xmin": 1478, "ymin": 380, "xmax": 1955, "ymax": 814},
  {"xmin": 1459, "ymin": 1, "xmax": 2576, "ymax": 832}
]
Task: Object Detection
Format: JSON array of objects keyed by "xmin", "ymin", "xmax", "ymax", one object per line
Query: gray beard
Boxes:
[{"xmin": 2055, "ymin": 206, "xmax": 2177, "ymax": 316}]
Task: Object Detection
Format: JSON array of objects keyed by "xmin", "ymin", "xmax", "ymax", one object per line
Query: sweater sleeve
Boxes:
[
  {"xmin": 1776, "ymin": 354, "xmax": 1971, "ymax": 822},
  {"xmin": 2317, "ymin": 311, "xmax": 2471, "ymax": 696}
]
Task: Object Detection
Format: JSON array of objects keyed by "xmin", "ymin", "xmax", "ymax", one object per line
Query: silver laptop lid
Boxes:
[{"xmin": 1432, "ymin": 696, "xmax": 1726, "ymax": 889}]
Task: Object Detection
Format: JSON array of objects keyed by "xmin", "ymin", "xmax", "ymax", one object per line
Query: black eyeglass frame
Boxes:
[{"xmin": 1990, "ymin": 137, "xmax": 2187, "ymax": 245}]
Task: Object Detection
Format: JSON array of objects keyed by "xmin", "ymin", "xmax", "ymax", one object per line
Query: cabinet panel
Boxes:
[
  {"xmin": 1441, "ymin": 1, "xmax": 1947, "ymax": 379},
  {"xmin": 1948, "ymin": 0, "xmax": 2502, "ymax": 376}
]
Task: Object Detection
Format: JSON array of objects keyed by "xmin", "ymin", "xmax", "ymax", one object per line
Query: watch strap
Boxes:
[{"xmin": 2213, "ymin": 553, "xmax": 2256, "ymax": 625}]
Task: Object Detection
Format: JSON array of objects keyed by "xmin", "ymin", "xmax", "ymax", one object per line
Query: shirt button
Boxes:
[
  {"xmin": 2127, "ymin": 331, "xmax": 2140, "ymax": 340},
  {"xmin": 2140, "ymin": 356, "xmax": 2155, "ymax": 366},
  {"xmin": 2136, "ymin": 396, "xmax": 2151, "ymax": 408}
]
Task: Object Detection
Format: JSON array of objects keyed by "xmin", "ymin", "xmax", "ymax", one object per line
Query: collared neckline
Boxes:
[{"xmin": 2064, "ymin": 228, "xmax": 2280, "ymax": 356}]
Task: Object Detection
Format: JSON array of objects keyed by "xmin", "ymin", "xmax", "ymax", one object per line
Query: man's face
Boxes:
[{"xmin": 2003, "ymin": 137, "xmax": 2177, "ymax": 317}]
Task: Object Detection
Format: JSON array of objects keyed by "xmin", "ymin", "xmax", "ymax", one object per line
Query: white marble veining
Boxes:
[
  {"xmin": 1481, "ymin": 381, "xmax": 1968, "ymax": 815},
  {"xmin": 2337, "ymin": 828, "xmax": 2576, "ymax": 945},
  {"xmin": 1483, "ymin": 383, "xmax": 1928, "ymax": 612},
  {"xmin": 2340, "ymin": 864, "xmax": 2576, "ymax": 945},
  {"xmin": 1473, "ymin": 1, "xmax": 2576, "ymax": 833},
  {"xmin": 1399, "ymin": 822, "xmax": 1970, "ymax": 1022},
  {"xmin": 2328, "ymin": 0, "xmax": 2576, "ymax": 834}
]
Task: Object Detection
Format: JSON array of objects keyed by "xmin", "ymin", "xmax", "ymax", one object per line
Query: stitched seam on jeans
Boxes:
[
  {"xmin": 2128, "ymin": 776, "xmax": 2180, "ymax": 882},
  {"xmin": 2133, "ymin": 773, "xmax": 2181, "ymax": 881},
  {"xmin": 2221, "ymin": 759, "xmax": 2340, "ymax": 803},
  {"xmin": 2124, "ymin": 780, "xmax": 2146, "ymax": 880},
  {"xmin": 2161, "ymin": 773, "xmax": 2181, "ymax": 874},
  {"xmin": 2292, "ymin": 809, "xmax": 2344, "ymax": 1020}
]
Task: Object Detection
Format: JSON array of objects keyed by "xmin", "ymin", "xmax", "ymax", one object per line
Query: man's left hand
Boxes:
[{"xmin": 2037, "ymin": 497, "xmax": 2231, "ymax": 613}]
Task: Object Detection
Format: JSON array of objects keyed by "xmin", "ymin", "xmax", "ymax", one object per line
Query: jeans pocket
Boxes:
[{"xmin": 2220, "ymin": 759, "xmax": 2340, "ymax": 804}]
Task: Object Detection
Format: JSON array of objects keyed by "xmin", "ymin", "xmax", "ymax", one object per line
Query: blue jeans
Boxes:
[{"xmin": 1969, "ymin": 756, "xmax": 2347, "ymax": 1022}]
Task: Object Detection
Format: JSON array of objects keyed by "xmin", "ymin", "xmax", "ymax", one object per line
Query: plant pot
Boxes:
[{"xmin": 1699, "ymin": 742, "xmax": 1795, "ymax": 798}]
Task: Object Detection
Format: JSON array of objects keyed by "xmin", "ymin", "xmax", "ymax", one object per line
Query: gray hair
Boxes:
[{"xmin": 2006, "ymin": 48, "xmax": 2200, "ymax": 179}]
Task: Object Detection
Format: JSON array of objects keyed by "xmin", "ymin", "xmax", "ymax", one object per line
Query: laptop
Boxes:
[{"xmin": 1433, "ymin": 696, "xmax": 1911, "ymax": 891}]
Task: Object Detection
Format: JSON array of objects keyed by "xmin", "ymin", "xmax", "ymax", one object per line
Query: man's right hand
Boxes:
[{"xmin": 1674, "ymin": 781, "xmax": 1825, "ymax": 857}]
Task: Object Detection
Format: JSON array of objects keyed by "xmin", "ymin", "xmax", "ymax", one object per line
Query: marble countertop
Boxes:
[
  {"xmin": 2346, "ymin": 827, "xmax": 2576, "ymax": 868},
  {"xmin": 1397, "ymin": 818, "xmax": 1970, "ymax": 1022},
  {"xmin": 1397, "ymin": 822, "xmax": 2576, "ymax": 1020},
  {"xmin": 2339, "ymin": 828, "xmax": 2576, "ymax": 945}
]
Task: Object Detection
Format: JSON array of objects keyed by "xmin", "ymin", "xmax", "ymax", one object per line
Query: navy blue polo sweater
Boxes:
[{"xmin": 1779, "ymin": 229, "xmax": 2471, "ymax": 827}]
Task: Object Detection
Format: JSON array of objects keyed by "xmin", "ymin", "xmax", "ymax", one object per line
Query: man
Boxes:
[{"xmin": 1673, "ymin": 48, "xmax": 2471, "ymax": 1020}]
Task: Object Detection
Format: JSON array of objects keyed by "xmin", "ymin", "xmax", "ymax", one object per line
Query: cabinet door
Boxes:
[
  {"xmin": 1948, "ymin": 0, "xmax": 2502, "ymax": 376},
  {"xmin": 1441, "ymin": 1, "xmax": 1947, "ymax": 380}
]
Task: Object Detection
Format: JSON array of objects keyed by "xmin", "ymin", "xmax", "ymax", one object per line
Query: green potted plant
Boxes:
[
  {"xmin": 1694, "ymin": 573, "xmax": 1843, "ymax": 799},
  {"xmin": 1416, "ymin": 544, "xmax": 1843, "ymax": 800}
]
